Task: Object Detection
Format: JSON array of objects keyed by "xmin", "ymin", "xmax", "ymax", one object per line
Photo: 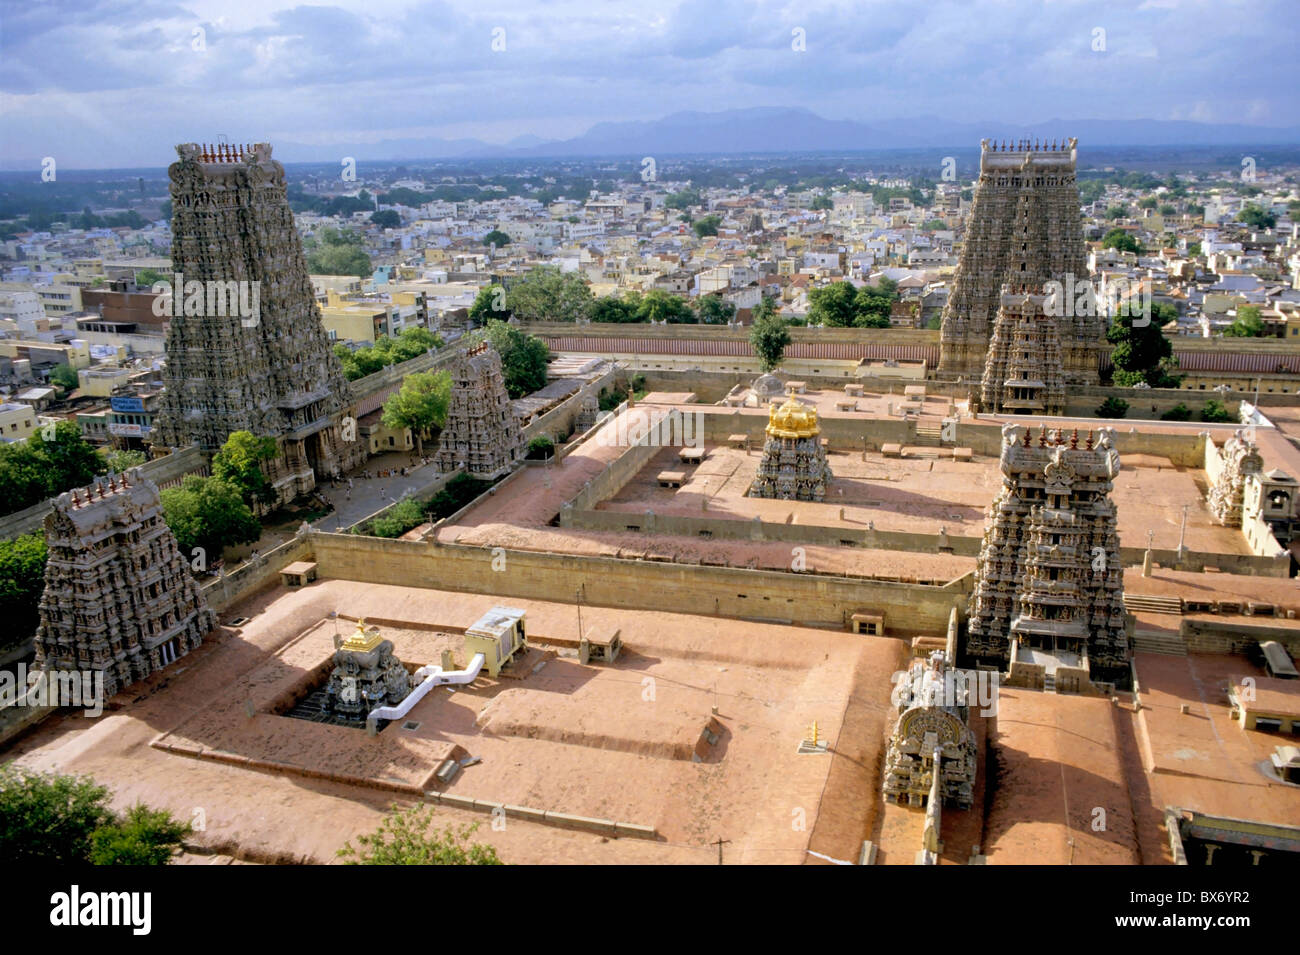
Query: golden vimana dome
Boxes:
[{"xmin": 766, "ymin": 396, "xmax": 820, "ymax": 439}]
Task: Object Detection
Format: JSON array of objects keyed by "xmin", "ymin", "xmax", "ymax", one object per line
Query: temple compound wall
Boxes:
[
  {"xmin": 435, "ymin": 342, "xmax": 524, "ymax": 480},
  {"xmin": 153, "ymin": 143, "xmax": 364, "ymax": 507},
  {"xmin": 965, "ymin": 423, "xmax": 1130, "ymax": 686},
  {"xmin": 977, "ymin": 286, "xmax": 1066, "ymax": 416},
  {"xmin": 938, "ymin": 138, "xmax": 1105, "ymax": 385},
  {"xmin": 34, "ymin": 470, "xmax": 216, "ymax": 697}
]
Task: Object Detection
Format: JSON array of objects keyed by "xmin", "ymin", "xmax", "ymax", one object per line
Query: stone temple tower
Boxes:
[
  {"xmin": 746, "ymin": 396, "xmax": 833, "ymax": 501},
  {"xmin": 965, "ymin": 423, "xmax": 1129, "ymax": 686},
  {"xmin": 34, "ymin": 470, "xmax": 216, "ymax": 697},
  {"xmin": 978, "ymin": 285, "xmax": 1067, "ymax": 415},
  {"xmin": 434, "ymin": 342, "xmax": 524, "ymax": 480},
  {"xmin": 153, "ymin": 143, "xmax": 364, "ymax": 505},
  {"xmin": 938, "ymin": 138, "xmax": 1104, "ymax": 384}
]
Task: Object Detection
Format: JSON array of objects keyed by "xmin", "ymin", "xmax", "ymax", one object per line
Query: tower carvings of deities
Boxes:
[
  {"xmin": 434, "ymin": 342, "xmax": 524, "ymax": 480},
  {"xmin": 978, "ymin": 285, "xmax": 1067, "ymax": 415},
  {"xmin": 34, "ymin": 470, "xmax": 216, "ymax": 697},
  {"xmin": 938, "ymin": 138, "xmax": 1105, "ymax": 385},
  {"xmin": 965, "ymin": 423, "xmax": 1130, "ymax": 687},
  {"xmin": 153, "ymin": 143, "xmax": 363, "ymax": 506}
]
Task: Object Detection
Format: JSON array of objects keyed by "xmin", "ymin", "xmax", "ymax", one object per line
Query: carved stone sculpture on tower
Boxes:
[
  {"xmin": 153, "ymin": 142, "xmax": 364, "ymax": 506},
  {"xmin": 746, "ymin": 396, "xmax": 832, "ymax": 501},
  {"xmin": 965, "ymin": 423, "xmax": 1129, "ymax": 686},
  {"xmin": 978, "ymin": 285, "xmax": 1067, "ymax": 415},
  {"xmin": 882, "ymin": 650, "xmax": 978, "ymax": 810},
  {"xmin": 938, "ymin": 138, "xmax": 1105, "ymax": 384},
  {"xmin": 1208, "ymin": 429, "xmax": 1264, "ymax": 526},
  {"xmin": 34, "ymin": 470, "xmax": 216, "ymax": 698},
  {"xmin": 434, "ymin": 342, "xmax": 524, "ymax": 480}
]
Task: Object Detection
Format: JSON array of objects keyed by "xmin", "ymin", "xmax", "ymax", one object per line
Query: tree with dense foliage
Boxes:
[
  {"xmin": 1104, "ymin": 205, "xmax": 1128, "ymax": 220},
  {"xmin": 811, "ymin": 194, "xmax": 833, "ymax": 211},
  {"xmin": 664, "ymin": 189, "xmax": 701, "ymax": 211},
  {"xmin": 694, "ymin": 295, "xmax": 736, "ymax": 325},
  {"xmin": 505, "ymin": 267, "xmax": 593, "ymax": 323},
  {"xmin": 89, "ymin": 804, "xmax": 191, "ymax": 865},
  {"xmin": 160, "ymin": 475, "xmax": 261, "ymax": 561},
  {"xmin": 1095, "ymin": 396, "xmax": 1129, "ymax": 419},
  {"xmin": 590, "ymin": 294, "xmax": 641, "ymax": 324},
  {"xmin": 0, "ymin": 421, "xmax": 106, "ymax": 518},
  {"xmin": 212, "ymin": 430, "xmax": 278, "ymax": 510},
  {"xmin": 49, "ymin": 365, "xmax": 79, "ymax": 392},
  {"xmin": 370, "ymin": 209, "xmax": 400, "ymax": 229},
  {"xmin": 304, "ymin": 227, "xmax": 372, "ymax": 279},
  {"xmin": 483, "ymin": 229, "xmax": 511, "ymax": 247},
  {"xmin": 0, "ymin": 533, "xmax": 46, "ymax": 651},
  {"xmin": 339, "ymin": 805, "xmax": 502, "ymax": 865},
  {"xmin": 1224, "ymin": 305, "xmax": 1269, "ymax": 338},
  {"xmin": 1199, "ymin": 399, "xmax": 1234, "ymax": 423},
  {"xmin": 636, "ymin": 288, "xmax": 695, "ymax": 324},
  {"xmin": 104, "ymin": 448, "xmax": 147, "ymax": 472},
  {"xmin": 468, "ymin": 283, "xmax": 511, "ymax": 327},
  {"xmin": 1161, "ymin": 403, "xmax": 1193, "ymax": 422},
  {"xmin": 381, "ymin": 370, "xmax": 452, "ymax": 455},
  {"xmin": 1101, "ymin": 228, "xmax": 1142, "ymax": 254},
  {"xmin": 0, "ymin": 765, "xmax": 189, "ymax": 865},
  {"xmin": 692, "ymin": 215, "xmax": 722, "ymax": 238},
  {"xmin": 1108, "ymin": 302, "xmax": 1182, "ymax": 388},
  {"xmin": 1238, "ymin": 203, "xmax": 1276, "ymax": 230},
  {"xmin": 750, "ymin": 311, "xmax": 792, "ymax": 373},
  {"xmin": 807, "ymin": 281, "xmax": 859, "ymax": 327},
  {"xmin": 334, "ymin": 327, "xmax": 443, "ymax": 380},
  {"xmin": 473, "ymin": 320, "xmax": 550, "ymax": 398},
  {"xmin": 855, "ymin": 279, "xmax": 898, "ymax": 328}
]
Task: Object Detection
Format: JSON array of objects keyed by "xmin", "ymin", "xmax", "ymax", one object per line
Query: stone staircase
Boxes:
[
  {"xmin": 915, "ymin": 423, "xmax": 944, "ymax": 447},
  {"xmin": 1124, "ymin": 593, "xmax": 1184, "ymax": 615},
  {"xmin": 1132, "ymin": 630, "xmax": 1188, "ymax": 656},
  {"xmin": 1043, "ymin": 671, "xmax": 1056, "ymax": 693}
]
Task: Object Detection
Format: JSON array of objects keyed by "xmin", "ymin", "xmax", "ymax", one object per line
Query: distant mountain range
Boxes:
[{"xmin": 273, "ymin": 107, "xmax": 1300, "ymax": 162}]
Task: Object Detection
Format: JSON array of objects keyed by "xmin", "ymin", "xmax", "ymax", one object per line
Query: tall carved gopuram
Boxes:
[
  {"xmin": 434, "ymin": 342, "xmax": 524, "ymax": 480},
  {"xmin": 978, "ymin": 285, "xmax": 1067, "ymax": 415},
  {"xmin": 938, "ymin": 138, "xmax": 1105, "ymax": 384},
  {"xmin": 34, "ymin": 470, "xmax": 216, "ymax": 697},
  {"xmin": 154, "ymin": 143, "xmax": 364, "ymax": 505},
  {"xmin": 965, "ymin": 423, "xmax": 1129, "ymax": 685}
]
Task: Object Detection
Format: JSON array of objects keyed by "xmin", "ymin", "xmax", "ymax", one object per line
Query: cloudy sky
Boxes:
[{"xmin": 1, "ymin": 0, "xmax": 1297, "ymax": 168}]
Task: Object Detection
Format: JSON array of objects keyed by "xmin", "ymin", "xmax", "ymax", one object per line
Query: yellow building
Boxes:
[
  {"xmin": 0, "ymin": 401, "xmax": 38, "ymax": 443},
  {"xmin": 77, "ymin": 366, "xmax": 132, "ymax": 397}
]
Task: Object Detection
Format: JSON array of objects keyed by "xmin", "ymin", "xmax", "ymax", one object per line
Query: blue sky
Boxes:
[{"xmin": 1, "ymin": 0, "xmax": 1297, "ymax": 168}]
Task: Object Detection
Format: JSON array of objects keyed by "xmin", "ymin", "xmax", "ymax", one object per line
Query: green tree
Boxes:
[
  {"xmin": 381, "ymin": 370, "xmax": 452, "ymax": 455},
  {"xmin": 694, "ymin": 295, "xmax": 736, "ymax": 325},
  {"xmin": 855, "ymin": 280, "xmax": 898, "ymax": 328},
  {"xmin": 0, "ymin": 765, "xmax": 114, "ymax": 864},
  {"xmin": 160, "ymin": 475, "xmax": 261, "ymax": 561},
  {"xmin": 1199, "ymin": 399, "xmax": 1234, "ymax": 423},
  {"xmin": 1104, "ymin": 205, "xmax": 1128, "ymax": 220},
  {"xmin": 811, "ymin": 194, "xmax": 833, "ymax": 211},
  {"xmin": 0, "ymin": 533, "xmax": 46, "ymax": 651},
  {"xmin": 692, "ymin": 215, "xmax": 721, "ymax": 238},
  {"xmin": 104, "ymin": 449, "xmax": 147, "ymax": 472},
  {"xmin": 49, "ymin": 364, "xmax": 79, "ymax": 391},
  {"xmin": 664, "ymin": 189, "xmax": 701, "ymax": 211},
  {"xmin": 473, "ymin": 320, "xmax": 550, "ymax": 398},
  {"xmin": 1101, "ymin": 228, "xmax": 1142, "ymax": 254},
  {"xmin": 636, "ymin": 288, "xmax": 694, "ymax": 324},
  {"xmin": 89, "ymin": 804, "xmax": 191, "ymax": 865},
  {"xmin": 1239, "ymin": 203, "xmax": 1276, "ymax": 230},
  {"xmin": 807, "ymin": 281, "xmax": 859, "ymax": 327},
  {"xmin": 527, "ymin": 435, "xmax": 555, "ymax": 459},
  {"xmin": 1224, "ymin": 305, "xmax": 1268, "ymax": 338},
  {"xmin": 339, "ymin": 805, "xmax": 502, "ymax": 865},
  {"xmin": 368, "ymin": 497, "xmax": 428, "ymax": 539},
  {"xmin": 1095, "ymin": 396, "xmax": 1129, "ymax": 419},
  {"xmin": 505, "ymin": 267, "xmax": 593, "ymax": 323},
  {"xmin": 212, "ymin": 431, "xmax": 278, "ymax": 510},
  {"xmin": 370, "ymin": 210, "xmax": 400, "ymax": 229},
  {"xmin": 590, "ymin": 294, "xmax": 640, "ymax": 324},
  {"xmin": 469, "ymin": 283, "xmax": 511, "ymax": 327},
  {"xmin": 483, "ymin": 229, "xmax": 511, "ymax": 247},
  {"xmin": 1161, "ymin": 403, "xmax": 1193, "ymax": 422},
  {"xmin": 305, "ymin": 228, "xmax": 372, "ymax": 278},
  {"xmin": 750, "ymin": 311, "xmax": 792, "ymax": 373},
  {"xmin": 1108, "ymin": 303, "xmax": 1181, "ymax": 388}
]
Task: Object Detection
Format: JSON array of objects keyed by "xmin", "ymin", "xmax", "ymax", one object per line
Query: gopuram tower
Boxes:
[
  {"xmin": 153, "ymin": 143, "xmax": 364, "ymax": 505},
  {"xmin": 964, "ymin": 423, "xmax": 1129, "ymax": 688},
  {"xmin": 434, "ymin": 342, "xmax": 524, "ymax": 480},
  {"xmin": 746, "ymin": 396, "xmax": 833, "ymax": 501},
  {"xmin": 978, "ymin": 285, "xmax": 1067, "ymax": 415},
  {"xmin": 938, "ymin": 138, "xmax": 1105, "ymax": 385},
  {"xmin": 34, "ymin": 470, "xmax": 216, "ymax": 697}
]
